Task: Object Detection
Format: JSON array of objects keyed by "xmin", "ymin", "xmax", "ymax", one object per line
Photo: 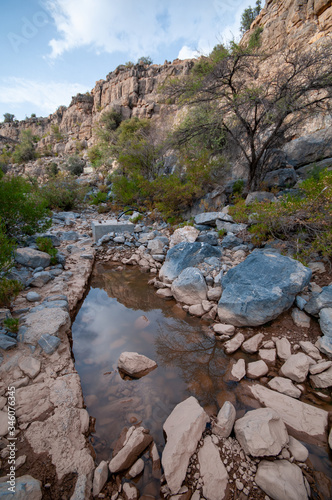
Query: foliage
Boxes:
[
  {"xmin": 240, "ymin": 0, "xmax": 261, "ymax": 33},
  {"xmin": 0, "ymin": 175, "xmax": 51, "ymax": 240},
  {"xmin": 41, "ymin": 175, "xmax": 87, "ymax": 210},
  {"xmin": 248, "ymin": 27, "xmax": 263, "ymax": 50},
  {"xmin": 0, "ymin": 222, "xmax": 14, "ymax": 274},
  {"xmin": 89, "ymin": 191, "xmax": 108, "ymax": 205},
  {"xmin": 3, "ymin": 317, "xmax": 19, "ymax": 333},
  {"xmin": 97, "ymin": 109, "xmax": 122, "ymax": 143},
  {"xmin": 36, "ymin": 236, "xmax": 58, "ymax": 265},
  {"xmin": 218, "ymin": 228, "xmax": 227, "ymax": 238},
  {"xmin": 229, "ymin": 169, "xmax": 332, "ymax": 262},
  {"xmin": 87, "ymin": 145, "xmax": 103, "ymax": 167},
  {"xmin": 64, "ymin": 155, "xmax": 85, "ymax": 176},
  {"xmin": 129, "ymin": 213, "xmax": 143, "ymax": 223},
  {"xmin": 137, "ymin": 56, "xmax": 153, "ymax": 65},
  {"xmin": 51, "ymin": 124, "xmax": 64, "ymax": 142},
  {"xmin": 0, "ymin": 279, "xmax": 22, "ymax": 308},
  {"xmin": 3, "ymin": 113, "xmax": 15, "ymax": 123},
  {"xmin": 232, "ymin": 179, "xmax": 245, "ymax": 195},
  {"xmin": 125, "ymin": 61, "xmax": 134, "ymax": 68},
  {"xmin": 12, "ymin": 129, "xmax": 38, "ymax": 163},
  {"xmin": 30, "ymin": 113, "xmax": 36, "ymax": 118},
  {"xmin": 45, "ymin": 162, "xmax": 59, "ymax": 178}
]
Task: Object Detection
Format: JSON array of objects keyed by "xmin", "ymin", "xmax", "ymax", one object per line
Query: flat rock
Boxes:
[
  {"xmin": 18, "ymin": 357, "xmax": 41, "ymax": 378},
  {"xmin": 169, "ymin": 226, "xmax": 199, "ymax": 248},
  {"xmin": 299, "ymin": 340, "xmax": 322, "ymax": 361},
  {"xmin": 276, "ymin": 337, "xmax": 292, "ymax": 360},
  {"xmin": 319, "ymin": 308, "xmax": 332, "ymax": 337},
  {"xmin": 246, "ymin": 383, "xmax": 328, "ymax": 443},
  {"xmin": 159, "ymin": 242, "xmax": 221, "ymax": 282},
  {"xmin": 29, "ymin": 271, "xmax": 52, "ymax": 288},
  {"xmin": 198, "ymin": 436, "xmax": 228, "ymax": 500},
  {"xmin": 162, "ymin": 396, "xmax": 209, "ymax": 494},
  {"xmin": 171, "ymin": 267, "xmax": 207, "ymax": 305},
  {"xmin": 109, "ymin": 426, "xmax": 152, "ymax": 473},
  {"xmin": 213, "ymin": 323, "xmax": 235, "ymax": 335},
  {"xmin": 279, "ymin": 353, "xmax": 310, "ymax": 383},
  {"xmin": 255, "ymin": 460, "xmax": 308, "ymax": 500},
  {"xmin": 15, "ymin": 247, "xmax": 50, "ymax": 269},
  {"xmin": 246, "ymin": 360, "xmax": 269, "ymax": 379},
  {"xmin": 291, "ymin": 308, "xmax": 310, "ymax": 328},
  {"xmin": 309, "ymin": 360, "xmax": 332, "ymax": 375},
  {"xmin": 310, "ymin": 366, "xmax": 332, "ymax": 388},
  {"xmin": 213, "ymin": 401, "xmax": 236, "ymax": 438},
  {"xmin": 118, "ymin": 352, "xmax": 157, "ymax": 379},
  {"xmin": 242, "ymin": 333, "xmax": 264, "ymax": 354},
  {"xmin": 128, "ymin": 458, "xmax": 144, "ymax": 478},
  {"xmin": 0, "ymin": 474, "xmax": 42, "ymax": 499},
  {"xmin": 234, "ymin": 408, "xmax": 289, "ymax": 457},
  {"xmin": 194, "ymin": 212, "xmax": 232, "ymax": 226},
  {"xmin": 93, "ymin": 461, "xmax": 109, "ymax": 497},
  {"xmin": 267, "ymin": 377, "xmax": 302, "ymax": 399},
  {"xmin": 230, "ymin": 358, "xmax": 246, "ymax": 381},
  {"xmin": 223, "ymin": 333, "xmax": 244, "ymax": 354},
  {"xmin": 288, "ymin": 436, "xmax": 309, "ymax": 462},
  {"xmin": 0, "ymin": 334, "xmax": 17, "ymax": 350},
  {"xmin": 218, "ymin": 249, "xmax": 311, "ymax": 326},
  {"xmin": 259, "ymin": 348, "xmax": 276, "ymax": 364},
  {"xmin": 20, "ymin": 308, "xmax": 70, "ymax": 345},
  {"xmin": 38, "ymin": 334, "xmax": 61, "ymax": 354}
]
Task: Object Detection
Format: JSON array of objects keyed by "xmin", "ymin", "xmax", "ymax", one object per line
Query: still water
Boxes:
[{"xmin": 72, "ymin": 262, "xmax": 332, "ymax": 495}]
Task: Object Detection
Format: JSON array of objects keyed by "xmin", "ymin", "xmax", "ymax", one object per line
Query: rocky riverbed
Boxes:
[{"xmin": 0, "ymin": 207, "xmax": 331, "ymax": 499}]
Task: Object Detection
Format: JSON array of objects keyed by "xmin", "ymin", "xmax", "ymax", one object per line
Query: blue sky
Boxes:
[{"xmin": 0, "ymin": 0, "xmax": 256, "ymax": 121}]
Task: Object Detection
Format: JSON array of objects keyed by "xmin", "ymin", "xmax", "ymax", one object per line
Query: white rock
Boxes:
[
  {"xmin": 310, "ymin": 366, "xmax": 332, "ymax": 388},
  {"xmin": 230, "ymin": 359, "xmax": 246, "ymax": 381},
  {"xmin": 242, "ymin": 333, "xmax": 264, "ymax": 354},
  {"xmin": 213, "ymin": 323, "xmax": 235, "ymax": 335},
  {"xmin": 156, "ymin": 288, "xmax": 173, "ymax": 299},
  {"xmin": 122, "ymin": 482, "xmax": 138, "ymax": 500},
  {"xmin": 267, "ymin": 377, "xmax": 302, "ymax": 399},
  {"xmin": 276, "ymin": 338, "xmax": 292, "ymax": 360},
  {"xmin": 309, "ymin": 360, "xmax": 332, "ymax": 375},
  {"xmin": 18, "ymin": 357, "xmax": 41, "ymax": 379},
  {"xmin": 93, "ymin": 461, "xmax": 109, "ymax": 497},
  {"xmin": 234, "ymin": 408, "xmax": 289, "ymax": 457},
  {"xmin": 198, "ymin": 436, "xmax": 228, "ymax": 500},
  {"xmin": 224, "ymin": 333, "xmax": 245, "ymax": 354},
  {"xmin": 118, "ymin": 352, "xmax": 157, "ymax": 378},
  {"xmin": 207, "ymin": 288, "xmax": 222, "ymax": 301},
  {"xmin": 259, "ymin": 348, "xmax": 276, "ymax": 364},
  {"xmin": 128, "ymin": 458, "xmax": 144, "ymax": 478},
  {"xmin": 246, "ymin": 360, "xmax": 269, "ymax": 379},
  {"xmin": 171, "ymin": 267, "xmax": 207, "ymax": 305},
  {"xmin": 255, "ymin": 460, "xmax": 308, "ymax": 500},
  {"xmin": 109, "ymin": 427, "xmax": 152, "ymax": 473},
  {"xmin": 288, "ymin": 436, "xmax": 309, "ymax": 462},
  {"xmin": 279, "ymin": 353, "xmax": 310, "ymax": 383},
  {"xmin": 213, "ymin": 401, "xmax": 236, "ymax": 438},
  {"xmin": 299, "ymin": 340, "xmax": 322, "ymax": 361},
  {"xmin": 291, "ymin": 308, "xmax": 310, "ymax": 328},
  {"xmin": 169, "ymin": 226, "xmax": 199, "ymax": 249},
  {"xmin": 188, "ymin": 304, "xmax": 205, "ymax": 317},
  {"xmin": 162, "ymin": 396, "xmax": 209, "ymax": 494}
]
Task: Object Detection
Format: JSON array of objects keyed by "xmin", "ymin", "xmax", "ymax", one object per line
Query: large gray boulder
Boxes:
[
  {"xmin": 218, "ymin": 249, "xmax": 312, "ymax": 326},
  {"xmin": 171, "ymin": 267, "xmax": 207, "ymax": 305},
  {"xmin": 255, "ymin": 460, "xmax": 308, "ymax": 500},
  {"xmin": 159, "ymin": 242, "xmax": 221, "ymax": 282},
  {"xmin": 263, "ymin": 167, "xmax": 297, "ymax": 189},
  {"xmin": 304, "ymin": 285, "xmax": 332, "ymax": 316},
  {"xmin": 15, "ymin": 247, "xmax": 50, "ymax": 269},
  {"xmin": 194, "ymin": 211, "xmax": 233, "ymax": 226},
  {"xmin": 319, "ymin": 308, "xmax": 332, "ymax": 337}
]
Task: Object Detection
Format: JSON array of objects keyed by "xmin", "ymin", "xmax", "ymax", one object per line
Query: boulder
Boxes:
[
  {"xmin": 109, "ymin": 426, "xmax": 153, "ymax": 473},
  {"xmin": 230, "ymin": 358, "xmax": 246, "ymax": 381},
  {"xmin": 216, "ymin": 220, "xmax": 247, "ymax": 234},
  {"xmin": 279, "ymin": 353, "xmax": 310, "ymax": 383},
  {"xmin": 118, "ymin": 352, "xmax": 157, "ymax": 379},
  {"xmin": 0, "ymin": 474, "xmax": 42, "ymax": 499},
  {"xmin": 267, "ymin": 377, "xmax": 302, "ymax": 399},
  {"xmin": 262, "ymin": 167, "xmax": 297, "ymax": 189},
  {"xmin": 246, "ymin": 360, "xmax": 269, "ymax": 379},
  {"xmin": 245, "ymin": 191, "xmax": 277, "ymax": 205},
  {"xmin": 169, "ymin": 226, "xmax": 199, "ymax": 248},
  {"xmin": 304, "ymin": 285, "xmax": 332, "ymax": 315},
  {"xmin": 288, "ymin": 436, "xmax": 309, "ymax": 462},
  {"xmin": 171, "ymin": 267, "xmax": 207, "ymax": 305},
  {"xmin": 255, "ymin": 460, "xmax": 308, "ymax": 500},
  {"xmin": 198, "ymin": 436, "xmax": 228, "ymax": 500},
  {"xmin": 218, "ymin": 249, "xmax": 311, "ymax": 326},
  {"xmin": 221, "ymin": 233, "xmax": 243, "ymax": 249},
  {"xmin": 26, "ymin": 291, "xmax": 41, "ymax": 302},
  {"xmin": 291, "ymin": 308, "xmax": 310, "ymax": 328},
  {"xmin": 194, "ymin": 212, "xmax": 233, "ymax": 226},
  {"xmin": 93, "ymin": 461, "xmax": 109, "ymax": 497},
  {"xmin": 159, "ymin": 242, "xmax": 221, "ymax": 282},
  {"xmin": 213, "ymin": 401, "xmax": 236, "ymax": 438},
  {"xmin": 162, "ymin": 396, "xmax": 209, "ymax": 494},
  {"xmin": 319, "ymin": 308, "xmax": 332, "ymax": 337},
  {"xmin": 234, "ymin": 408, "xmax": 289, "ymax": 457},
  {"xmin": 19, "ymin": 308, "xmax": 70, "ymax": 345},
  {"xmin": 15, "ymin": 247, "xmax": 50, "ymax": 269}
]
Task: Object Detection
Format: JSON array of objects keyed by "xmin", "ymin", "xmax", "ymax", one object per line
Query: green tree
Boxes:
[
  {"xmin": 240, "ymin": 0, "xmax": 261, "ymax": 34},
  {"xmin": 137, "ymin": 56, "xmax": 153, "ymax": 65},
  {"xmin": 3, "ymin": 113, "xmax": 15, "ymax": 123}
]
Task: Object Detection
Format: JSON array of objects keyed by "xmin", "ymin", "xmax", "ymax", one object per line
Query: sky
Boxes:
[{"xmin": 0, "ymin": 0, "xmax": 256, "ymax": 121}]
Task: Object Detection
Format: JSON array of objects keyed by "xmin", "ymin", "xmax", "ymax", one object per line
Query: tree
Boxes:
[
  {"xmin": 165, "ymin": 42, "xmax": 332, "ymax": 189},
  {"xmin": 137, "ymin": 56, "xmax": 153, "ymax": 66},
  {"xmin": 3, "ymin": 113, "xmax": 15, "ymax": 123},
  {"xmin": 240, "ymin": 0, "xmax": 261, "ymax": 34}
]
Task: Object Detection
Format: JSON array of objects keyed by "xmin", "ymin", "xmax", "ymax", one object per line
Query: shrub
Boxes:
[
  {"xmin": 137, "ymin": 56, "xmax": 153, "ymax": 65},
  {"xmin": 51, "ymin": 124, "xmax": 64, "ymax": 142},
  {"xmin": 248, "ymin": 27, "xmax": 263, "ymax": 50},
  {"xmin": 218, "ymin": 228, "xmax": 227, "ymax": 238},
  {"xmin": 64, "ymin": 155, "xmax": 85, "ymax": 176},
  {"xmin": 240, "ymin": 0, "xmax": 261, "ymax": 33},
  {"xmin": 45, "ymin": 162, "xmax": 59, "ymax": 178},
  {"xmin": 89, "ymin": 191, "xmax": 108, "ymax": 205},
  {"xmin": 0, "ymin": 278, "xmax": 22, "ymax": 308},
  {"xmin": 12, "ymin": 129, "xmax": 38, "ymax": 163},
  {"xmin": 3, "ymin": 317, "xmax": 19, "ymax": 333},
  {"xmin": 41, "ymin": 175, "xmax": 87, "ymax": 210},
  {"xmin": 87, "ymin": 145, "xmax": 103, "ymax": 167},
  {"xmin": 3, "ymin": 113, "xmax": 15, "ymax": 123},
  {"xmin": 0, "ymin": 222, "xmax": 14, "ymax": 274},
  {"xmin": 129, "ymin": 214, "xmax": 143, "ymax": 223},
  {"xmin": 36, "ymin": 236, "xmax": 58, "ymax": 265}
]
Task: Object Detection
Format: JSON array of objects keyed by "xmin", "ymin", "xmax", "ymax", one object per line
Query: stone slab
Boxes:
[{"xmin": 92, "ymin": 220, "xmax": 134, "ymax": 242}]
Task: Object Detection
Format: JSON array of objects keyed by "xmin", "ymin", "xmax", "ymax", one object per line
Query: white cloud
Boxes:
[
  {"xmin": 43, "ymin": 0, "xmax": 255, "ymax": 60},
  {"xmin": 177, "ymin": 45, "xmax": 200, "ymax": 60},
  {"xmin": 0, "ymin": 77, "xmax": 88, "ymax": 115}
]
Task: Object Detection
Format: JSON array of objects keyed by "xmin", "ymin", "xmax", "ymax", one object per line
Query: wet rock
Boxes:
[
  {"xmin": 246, "ymin": 383, "xmax": 328, "ymax": 443},
  {"xmin": 213, "ymin": 323, "xmax": 235, "ymax": 335},
  {"xmin": 38, "ymin": 334, "xmax": 61, "ymax": 354},
  {"xmin": 171, "ymin": 267, "xmax": 207, "ymax": 305},
  {"xmin": 159, "ymin": 242, "xmax": 221, "ymax": 282},
  {"xmin": 234, "ymin": 408, "xmax": 289, "ymax": 457},
  {"xmin": 26, "ymin": 291, "xmax": 41, "ymax": 302},
  {"xmin": 93, "ymin": 461, "xmax": 109, "ymax": 497},
  {"xmin": 310, "ymin": 366, "xmax": 332, "ymax": 388},
  {"xmin": 246, "ymin": 360, "xmax": 269, "ymax": 379},
  {"xmin": 276, "ymin": 337, "xmax": 292, "ymax": 360},
  {"xmin": 198, "ymin": 435, "xmax": 228, "ymax": 500},
  {"xmin": 188, "ymin": 304, "xmax": 205, "ymax": 317},
  {"xmin": 291, "ymin": 308, "xmax": 310, "ymax": 328},
  {"xmin": 0, "ymin": 474, "xmax": 42, "ymax": 499},
  {"xmin": 128, "ymin": 458, "xmax": 144, "ymax": 478},
  {"xmin": 156, "ymin": 288, "xmax": 173, "ymax": 299},
  {"xmin": 20, "ymin": 308, "xmax": 70, "ymax": 345},
  {"xmin": 169, "ymin": 226, "xmax": 199, "ymax": 249},
  {"xmin": 288, "ymin": 436, "xmax": 309, "ymax": 462},
  {"xmin": 123, "ymin": 482, "xmax": 138, "ymax": 500},
  {"xmin": 279, "ymin": 353, "xmax": 310, "ymax": 383},
  {"xmin": 29, "ymin": 271, "xmax": 52, "ymax": 288},
  {"xmin": 0, "ymin": 334, "xmax": 17, "ymax": 350},
  {"xmin": 109, "ymin": 426, "xmax": 153, "ymax": 473},
  {"xmin": 242, "ymin": 333, "xmax": 264, "ymax": 354},
  {"xmin": 15, "ymin": 247, "xmax": 51, "ymax": 269},
  {"xmin": 223, "ymin": 333, "xmax": 245, "ymax": 354},
  {"xmin": 213, "ymin": 401, "xmax": 236, "ymax": 438},
  {"xmin": 118, "ymin": 352, "xmax": 157, "ymax": 379},
  {"xmin": 267, "ymin": 377, "xmax": 302, "ymax": 399},
  {"xmin": 255, "ymin": 460, "xmax": 308, "ymax": 500},
  {"xmin": 18, "ymin": 356, "xmax": 41, "ymax": 379},
  {"xmin": 162, "ymin": 396, "xmax": 209, "ymax": 494},
  {"xmin": 218, "ymin": 249, "xmax": 311, "ymax": 326},
  {"xmin": 230, "ymin": 358, "xmax": 246, "ymax": 381},
  {"xmin": 319, "ymin": 308, "xmax": 332, "ymax": 337}
]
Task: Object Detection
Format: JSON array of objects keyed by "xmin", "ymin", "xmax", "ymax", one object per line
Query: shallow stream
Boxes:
[{"xmin": 72, "ymin": 262, "xmax": 332, "ymax": 496}]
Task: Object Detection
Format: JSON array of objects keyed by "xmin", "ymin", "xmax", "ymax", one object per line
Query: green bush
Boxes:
[
  {"xmin": 64, "ymin": 155, "xmax": 85, "ymax": 176},
  {"xmin": 41, "ymin": 175, "xmax": 87, "ymax": 211},
  {"xmin": 137, "ymin": 56, "xmax": 153, "ymax": 65},
  {"xmin": 3, "ymin": 113, "xmax": 15, "ymax": 123},
  {"xmin": 12, "ymin": 129, "xmax": 38, "ymax": 163},
  {"xmin": 45, "ymin": 162, "xmax": 59, "ymax": 178},
  {"xmin": 87, "ymin": 146, "xmax": 103, "ymax": 167},
  {"xmin": 89, "ymin": 191, "xmax": 108, "ymax": 205},
  {"xmin": 240, "ymin": 0, "xmax": 261, "ymax": 33},
  {"xmin": 36, "ymin": 236, "xmax": 58, "ymax": 265},
  {"xmin": 51, "ymin": 124, "xmax": 64, "ymax": 142},
  {"xmin": 0, "ymin": 222, "xmax": 14, "ymax": 274},
  {"xmin": 3, "ymin": 317, "xmax": 19, "ymax": 333},
  {"xmin": 0, "ymin": 278, "xmax": 22, "ymax": 308}
]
